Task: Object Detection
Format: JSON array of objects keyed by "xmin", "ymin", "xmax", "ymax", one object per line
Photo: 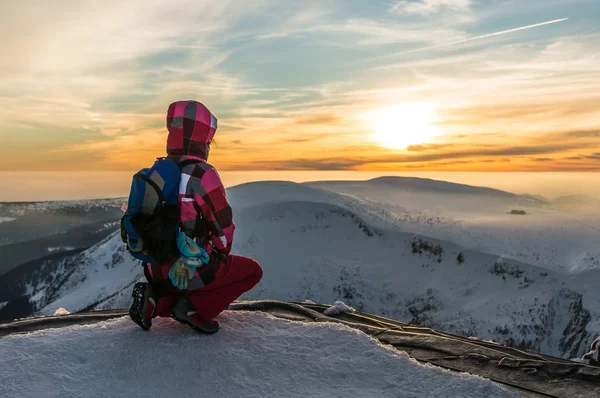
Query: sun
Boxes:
[{"xmin": 369, "ymin": 103, "xmax": 439, "ymax": 150}]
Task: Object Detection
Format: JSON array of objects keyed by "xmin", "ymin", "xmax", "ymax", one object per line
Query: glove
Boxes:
[
  {"xmin": 176, "ymin": 232, "xmax": 210, "ymax": 265},
  {"xmin": 168, "ymin": 258, "xmax": 193, "ymax": 290}
]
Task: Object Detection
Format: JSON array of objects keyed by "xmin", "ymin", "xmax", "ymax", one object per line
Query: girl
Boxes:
[{"xmin": 129, "ymin": 100, "xmax": 263, "ymax": 334}]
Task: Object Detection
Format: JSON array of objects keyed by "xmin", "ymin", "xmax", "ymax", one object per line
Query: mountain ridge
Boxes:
[{"xmin": 2, "ymin": 180, "xmax": 600, "ymax": 359}]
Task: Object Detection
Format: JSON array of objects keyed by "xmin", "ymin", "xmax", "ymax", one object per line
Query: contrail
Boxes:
[{"xmin": 377, "ymin": 18, "xmax": 568, "ymax": 60}]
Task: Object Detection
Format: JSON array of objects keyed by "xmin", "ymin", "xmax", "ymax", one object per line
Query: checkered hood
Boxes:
[{"xmin": 166, "ymin": 100, "xmax": 218, "ymax": 160}]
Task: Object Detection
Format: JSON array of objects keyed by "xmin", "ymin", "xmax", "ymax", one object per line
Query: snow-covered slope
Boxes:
[
  {"xmin": 8, "ymin": 179, "xmax": 600, "ymax": 360},
  {"xmin": 32, "ymin": 234, "xmax": 141, "ymax": 315},
  {"xmin": 306, "ymin": 177, "xmax": 600, "ymax": 272},
  {"xmin": 0, "ymin": 311, "xmax": 517, "ymax": 398}
]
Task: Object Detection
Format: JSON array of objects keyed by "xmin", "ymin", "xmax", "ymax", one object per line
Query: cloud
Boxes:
[
  {"xmin": 240, "ymin": 135, "xmax": 600, "ymax": 171},
  {"xmin": 560, "ymin": 130, "xmax": 600, "ymax": 138},
  {"xmin": 406, "ymin": 143, "xmax": 454, "ymax": 152},
  {"xmin": 364, "ymin": 32, "xmax": 600, "ymax": 109},
  {"xmin": 250, "ymin": 158, "xmax": 364, "ymax": 171},
  {"xmin": 375, "ymin": 143, "xmax": 591, "ymax": 164},
  {"xmin": 0, "ymin": 1, "xmax": 273, "ymax": 128},
  {"xmin": 332, "ymin": 19, "xmax": 466, "ymax": 46},
  {"xmin": 0, "ymin": 1, "xmax": 273, "ymax": 76},
  {"xmin": 257, "ymin": 18, "xmax": 466, "ymax": 47},
  {"xmin": 59, "ymin": 128, "xmax": 168, "ymax": 170},
  {"xmin": 101, "ymin": 129, "xmax": 123, "ymax": 137},
  {"xmin": 218, "ymin": 124, "xmax": 249, "ymax": 133},
  {"xmin": 392, "ymin": 0, "xmax": 472, "ymax": 15},
  {"xmin": 377, "ymin": 17, "xmax": 569, "ymax": 61},
  {"xmin": 248, "ymin": 1, "xmax": 470, "ymax": 47},
  {"xmin": 294, "ymin": 114, "xmax": 341, "ymax": 125},
  {"xmin": 255, "ymin": 3, "xmax": 336, "ymax": 39},
  {"xmin": 282, "ymin": 136, "xmax": 324, "ymax": 144}
]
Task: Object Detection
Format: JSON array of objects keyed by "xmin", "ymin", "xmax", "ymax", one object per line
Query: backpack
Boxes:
[{"xmin": 120, "ymin": 157, "xmax": 197, "ymax": 265}]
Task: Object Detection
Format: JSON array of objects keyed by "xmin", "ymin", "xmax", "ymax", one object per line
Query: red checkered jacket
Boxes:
[{"xmin": 165, "ymin": 100, "xmax": 235, "ymax": 257}]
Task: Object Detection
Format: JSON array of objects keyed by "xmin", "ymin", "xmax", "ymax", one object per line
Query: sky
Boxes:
[{"xmin": 1, "ymin": 0, "xmax": 600, "ymax": 174}]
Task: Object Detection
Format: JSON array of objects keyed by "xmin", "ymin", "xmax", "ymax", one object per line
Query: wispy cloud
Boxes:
[
  {"xmin": 392, "ymin": 0, "xmax": 472, "ymax": 15},
  {"xmin": 391, "ymin": 0, "xmax": 476, "ymax": 25},
  {"xmin": 376, "ymin": 18, "xmax": 569, "ymax": 60},
  {"xmin": 257, "ymin": 18, "xmax": 466, "ymax": 47}
]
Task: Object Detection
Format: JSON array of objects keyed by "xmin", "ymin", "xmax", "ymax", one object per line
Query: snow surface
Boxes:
[
  {"xmin": 570, "ymin": 357, "xmax": 588, "ymax": 364},
  {"xmin": 0, "ymin": 311, "xmax": 517, "ymax": 398},
  {"xmin": 324, "ymin": 301, "xmax": 356, "ymax": 316},
  {"xmin": 47, "ymin": 246, "xmax": 75, "ymax": 253}
]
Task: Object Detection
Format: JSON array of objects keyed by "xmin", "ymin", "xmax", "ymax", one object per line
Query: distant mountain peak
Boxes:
[{"xmin": 366, "ymin": 176, "xmax": 517, "ymax": 197}]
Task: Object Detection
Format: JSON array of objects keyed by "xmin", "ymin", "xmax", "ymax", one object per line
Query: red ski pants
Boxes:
[{"xmin": 154, "ymin": 254, "xmax": 263, "ymax": 320}]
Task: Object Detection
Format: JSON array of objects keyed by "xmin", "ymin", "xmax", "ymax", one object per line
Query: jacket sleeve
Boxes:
[{"xmin": 179, "ymin": 165, "xmax": 235, "ymax": 255}]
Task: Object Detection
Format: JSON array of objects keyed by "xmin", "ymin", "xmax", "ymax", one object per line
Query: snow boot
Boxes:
[
  {"xmin": 129, "ymin": 282, "xmax": 156, "ymax": 331},
  {"xmin": 171, "ymin": 295, "xmax": 220, "ymax": 334}
]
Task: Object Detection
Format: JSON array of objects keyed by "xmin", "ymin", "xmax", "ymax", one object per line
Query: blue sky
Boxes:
[{"xmin": 1, "ymin": 0, "xmax": 599, "ymax": 172}]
